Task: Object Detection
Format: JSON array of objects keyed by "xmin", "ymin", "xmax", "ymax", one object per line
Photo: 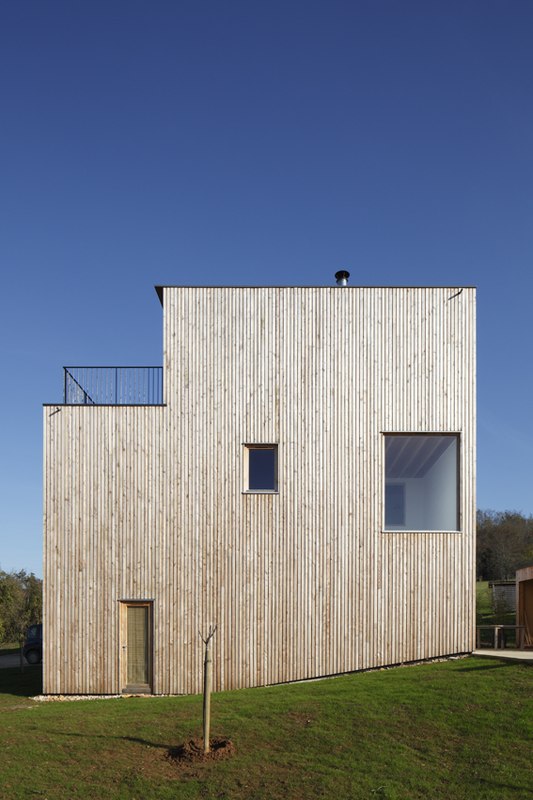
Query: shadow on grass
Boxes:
[
  {"xmin": 478, "ymin": 777, "xmax": 533, "ymax": 795},
  {"xmin": 0, "ymin": 666, "xmax": 42, "ymax": 697},
  {"xmin": 46, "ymin": 729, "xmax": 173, "ymax": 750},
  {"xmin": 459, "ymin": 660, "xmax": 529, "ymax": 672}
]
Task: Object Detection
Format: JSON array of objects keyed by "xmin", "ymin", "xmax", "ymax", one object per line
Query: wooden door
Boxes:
[{"xmin": 120, "ymin": 602, "xmax": 152, "ymax": 693}]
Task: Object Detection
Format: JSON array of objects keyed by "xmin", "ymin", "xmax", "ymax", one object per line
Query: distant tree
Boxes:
[
  {"xmin": 0, "ymin": 570, "xmax": 42, "ymax": 645},
  {"xmin": 476, "ymin": 510, "xmax": 533, "ymax": 581}
]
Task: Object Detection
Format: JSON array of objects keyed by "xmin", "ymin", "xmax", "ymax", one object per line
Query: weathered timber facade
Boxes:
[{"xmin": 43, "ymin": 285, "xmax": 476, "ymax": 694}]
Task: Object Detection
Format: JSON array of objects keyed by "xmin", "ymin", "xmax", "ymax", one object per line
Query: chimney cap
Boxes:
[{"xmin": 335, "ymin": 270, "xmax": 350, "ymax": 286}]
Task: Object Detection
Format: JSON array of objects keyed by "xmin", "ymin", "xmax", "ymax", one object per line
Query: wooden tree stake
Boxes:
[{"xmin": 199, "ymin": 625, "xmax": 217, "ymax": 754}]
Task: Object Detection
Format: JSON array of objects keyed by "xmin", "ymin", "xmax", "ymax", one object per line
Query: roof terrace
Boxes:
[{"xmin": 63, "ymin": 366, "xmax": 163, "ymax": 405}]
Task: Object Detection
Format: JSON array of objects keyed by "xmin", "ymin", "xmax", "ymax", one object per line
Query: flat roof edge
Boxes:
[
  {"xmin": 154, "ymin": 285, "xmax": 477, "ymax": 301},
  {"xmin": 43, "ymin": 403, "xmax": 166, "ymax": 408}
]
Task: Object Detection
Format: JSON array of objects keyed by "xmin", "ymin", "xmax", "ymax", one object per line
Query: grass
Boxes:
[
  {"xmin": 476, "ymin": 580, "xmax": 493, "ymax": 624},
  {"xmin": 0, "ymin": 642, "xmax": 21, "ymax": 657},
  {"xmin": 0, "ymin": 657, "xmax": 532, "ymax": 800}
]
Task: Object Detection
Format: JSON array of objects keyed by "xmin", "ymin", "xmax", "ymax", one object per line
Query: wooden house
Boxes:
[
  {"xmin": 43, "ymin": 281, "xmax": 476, "ymax": 694},
  {"xmin": 516, "ymin": 566, "xmax": 533, "ymax": 647}
]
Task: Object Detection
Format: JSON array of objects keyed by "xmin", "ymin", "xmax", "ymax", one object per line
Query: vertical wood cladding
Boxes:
[{"xmin": 43, "ymin": 287, "xmax": 476, "ymax": 694}]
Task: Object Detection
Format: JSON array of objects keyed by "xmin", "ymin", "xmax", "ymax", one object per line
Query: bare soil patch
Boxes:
[{"xmin": 167, "ymin": 738, "xmax": 235, "ymax": 766}]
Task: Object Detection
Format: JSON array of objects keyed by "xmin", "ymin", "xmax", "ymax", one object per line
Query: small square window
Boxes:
[{"xmin": 244, "ymin": 445, "xmax": 278, "ymax": 492}]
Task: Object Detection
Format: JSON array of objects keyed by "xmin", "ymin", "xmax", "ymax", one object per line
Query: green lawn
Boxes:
[
  {"xmin": 477, "ymin": 580, "xmax": 493, "ymax": 624},
  {"xmin": 0, "ymin": 642, "xmax": 20, "ymax": 657},
  {"xmin": 0, "ymin": 657, "xmax": 532, "ymax": 800}
]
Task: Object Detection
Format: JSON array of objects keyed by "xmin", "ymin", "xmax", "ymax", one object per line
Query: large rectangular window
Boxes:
[
  {"xmin": 244, "ymin": 444, "xmax": 278, "ymax": 492},
  {"xmin": 384, "ymin": 434, "xmax": 459, "ymax": 532}
]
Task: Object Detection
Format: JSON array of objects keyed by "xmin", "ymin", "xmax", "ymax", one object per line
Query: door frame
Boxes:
[
  {"xmin": 518, "ymin": 580, "xmax": 533, "ymax": 647},
  {"xmin": 119, "ymin": 599, "xmax": 154, "ymax": 694}
]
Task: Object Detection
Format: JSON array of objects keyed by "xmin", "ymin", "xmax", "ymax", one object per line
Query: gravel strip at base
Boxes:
[{"xmin": 34, "ymin": 694, "xmax": 126, "ymax": 702}]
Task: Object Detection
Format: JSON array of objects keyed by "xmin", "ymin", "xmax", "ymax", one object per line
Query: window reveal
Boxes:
[{"xmin": 384, "ymin": 434, "xmax": 459, "ymax": 532}]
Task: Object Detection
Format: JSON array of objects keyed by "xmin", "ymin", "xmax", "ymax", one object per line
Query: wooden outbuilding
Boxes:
[
  {"xmin": 516, "ymin": 566, "xmax": 533, "ymax": 647},
  {"xmin": 488, "ymin": 580, "xmax": 516, "ymax": 613},
  {"xmin": 43, "ymin": 283, "xmax": 476, "ymax": 694}
]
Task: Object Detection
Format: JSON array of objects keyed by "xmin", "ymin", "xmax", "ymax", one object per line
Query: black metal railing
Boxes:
[{"xmin": 64, "ymin": 367, "xmax": 163, "ymax": 405}]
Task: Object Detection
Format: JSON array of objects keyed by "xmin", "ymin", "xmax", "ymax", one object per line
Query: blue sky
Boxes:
[{"xmin": 1, "ymin": 1, "xmax": 532, "ymax": 577}]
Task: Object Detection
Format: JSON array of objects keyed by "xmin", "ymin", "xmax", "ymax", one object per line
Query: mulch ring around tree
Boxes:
[{"xmin": 167, "ymin": 738, "xmax": 235, "ymax": 766}]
